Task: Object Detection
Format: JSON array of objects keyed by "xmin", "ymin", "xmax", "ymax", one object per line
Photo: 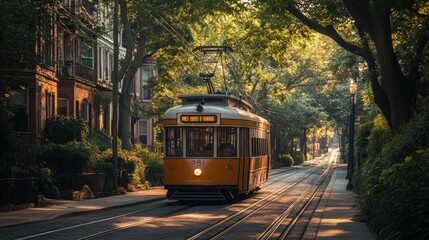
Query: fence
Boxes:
[
  {"xmin": 55, "ymin": 173, "xmax": 113, "ymax": 196},
  {"xmin": 0, "ymin": 178, "xmax": 41, "ymax": 206}
]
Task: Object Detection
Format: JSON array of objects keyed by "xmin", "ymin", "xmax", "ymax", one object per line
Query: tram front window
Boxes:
[
  {"xmin": 218, "ymin": 127, "xmax": 237, "ymax": 157},
  {"xmin": 186, "ymin": 127, "xmax": 214, "ymax": 157}
]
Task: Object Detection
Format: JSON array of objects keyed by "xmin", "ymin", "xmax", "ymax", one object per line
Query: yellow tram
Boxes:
[{"xmin": 162, "ymin": 93, "xmax": 270, "ymax": 201}]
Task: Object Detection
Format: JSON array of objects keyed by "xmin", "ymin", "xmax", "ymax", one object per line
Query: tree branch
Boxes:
[{"xmin": 285, "ymin": 3, "xmax": 371, "ymax": 59}]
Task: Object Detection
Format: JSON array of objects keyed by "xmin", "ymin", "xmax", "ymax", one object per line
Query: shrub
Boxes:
[
  {"xmin": 381, "ymin": 106, "xmax": 429, "ymax": 167},
  {"xmin": 366, "ymin": 113, "xmax": 392, "ymax": 160},
  {"xmin": 356, "ymin": 103, "xmax": 429, "ymax": 239},
  {"xmin": 279, "ymin": 154, "xmax": 294, "ymax": 167},
  {"xmin": 45, "ymin": 116, "xmax": 88, "ymax": 144},
  {"xmin": 367, "ymin": 149, "xmax": 429, "ymax": 239},
  {"xmin": 87, "ymin": 131, "xmax": 112, "ymax": 152},
  {"xmin": 293, "ymin": 152, "xmax": 305, "ymax": 165},
  {"xmin": 99, "ymin": 149, "xmax": 145, "ymax": 192},
  {"xmin": 34, "ymin": 141, "xmax": 98, "ymax": 175},
  {"xmin": 135, "ymin": 144, "xmax": 164, "ymax": 186}
]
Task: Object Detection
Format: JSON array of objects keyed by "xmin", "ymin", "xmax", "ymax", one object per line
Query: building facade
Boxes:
[{"xmin": 1, "ymin": 0, "xmax": 156, "ymax": 162}]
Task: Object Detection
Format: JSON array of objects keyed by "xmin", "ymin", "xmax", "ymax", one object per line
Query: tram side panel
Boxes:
[{"xmin": 248, "ymin": 156, "xmax": 269, "ymax": 190}]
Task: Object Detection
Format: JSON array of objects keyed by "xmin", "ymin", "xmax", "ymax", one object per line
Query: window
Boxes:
[
  {"xmin": 80, "ymin": 43, "xmax": 94, "ymax": 68},
  {"xmin": 81, "ymin": 99, "xmax": 89, "ymax": 122},
  {"xmin": 98, "ymin": 47, "xmax": 103, "ymax": 80},
  {"xmin": 46, "ymin": 91, "xmax": 55, "ymax": 119},
  {"xmin": 142, "ymin": 69, "xmax": 152, "ymax": 100},
  {"xmin": 250, "ymin": 129, "xmax": 268, "ymax": 157},
  {"xmin": 138, "ymin": 119, "xmax": 148, "ymax": 145},
  {"xmin": 186, "ymin": 127, "xmax": 214, "ymax": 157},
  {"xmin": 58, "ymin": 98, "xmax": 69, "ymax": 116},
  {"xmin": 165, "ymin": 127, "xmax": 183, "ymax": 157},
  {"xmin": 217, "ymin": 127, "xmax": 237, "ymax": 157},
  {"xmin": 10, "ymin": 88, "xmax": 29, "ymax": 132},
  {"xmin": 107, "ymin": 52, "xmax": 112, "ymax": 81}
]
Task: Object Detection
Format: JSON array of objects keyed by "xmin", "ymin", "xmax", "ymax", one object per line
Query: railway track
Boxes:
[
  {"xmin": 9, "ymin": 150, "xmax": 339, "ymax": 240},
  {"xmin": 187, "ymin": 149, "xmax": 339, "ymax": 240},
  {"xmin": 11, "ymin": 166, "xmax": 304, "ymax": 240}
]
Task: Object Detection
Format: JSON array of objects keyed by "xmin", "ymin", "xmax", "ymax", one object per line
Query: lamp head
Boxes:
[{"xmin": 349, "ymin": 79, "xmax": 358, "ymax": 95}]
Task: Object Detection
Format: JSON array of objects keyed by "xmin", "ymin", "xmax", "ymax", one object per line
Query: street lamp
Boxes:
[{"xmin": 346, "ymin": 79, "xmax": 357, "ymax": 190}]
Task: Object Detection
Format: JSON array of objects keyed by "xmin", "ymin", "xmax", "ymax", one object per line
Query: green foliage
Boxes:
[
  {"xmin": 366, "ymin": 114, "xmax": 392, "ymax": 159},
  {"xmin": 99, "ymin": 149, "xmax": 145, "ymax": 192},
  {"xmin": 0, "ymin": 81, "xmax": 20, "ymax": 176},
  {"xmin": 0, "ymin": 0, "xmax": 57, "ymax": 66},
  {"xmin": 293, "ymin": 152, "xmax": 305, "ymax": 165},
  {"xmin": 354, "ymin": 121, "xmax": 372, "ymax": 162},
  {"xmin": 381, "ymin": 106, "xmax": 429, "ymax": 166},
  {"xmin": 279, "ymin": 154, "xmax": 294, "ymax": 167},
  {"xmin": 134, "ymin": 144, "xmax": 164, "ymax": 186},
  {"xmin": 355, "ymin": 103, "xmax": 429, "ymax": 239},
  {"xmin": 39, "ymin": 167, "xmax": 53, "ymax": 185},
  {"xmin": 45, "ymin": 116, "xmax": 89, "ymax": 144},
  {"xmin": 365, "ymin": 149, "xmax": 429, "ymax": 239},
  {"xmin": 86, "ymin": 131, "xmax": 112, "ymax": 151},
  {"xmin": 34, "ymin": 141, "xmax": 99, "ymax": 175}
]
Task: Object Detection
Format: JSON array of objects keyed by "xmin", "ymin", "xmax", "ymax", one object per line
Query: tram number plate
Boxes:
[{"xmin": 192, "ymin": 160, "xmax": 205, "ymax": 166}]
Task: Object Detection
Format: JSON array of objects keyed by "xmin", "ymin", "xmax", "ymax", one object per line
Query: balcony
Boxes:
[
  {"xmin": 57, "ymin": 60, "xmax": 95, "ymax": 84},
  {"xmin": 60, "ymin": 0, "xmax": 97, "ymax": 29}
]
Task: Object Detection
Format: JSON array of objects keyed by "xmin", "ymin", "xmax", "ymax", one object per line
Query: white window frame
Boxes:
[{"xmin": 80, "ymin": 42, "xmax": 94, "ymax": 68}]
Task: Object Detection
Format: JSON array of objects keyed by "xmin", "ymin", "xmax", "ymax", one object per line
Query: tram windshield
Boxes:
[
  {"xmin": 217, "ymin": 127, "xmax": 237, "ymax": 157},
  {"xmin": 186, "ymin": 127, "xmax": 214, "ymax": 157}
]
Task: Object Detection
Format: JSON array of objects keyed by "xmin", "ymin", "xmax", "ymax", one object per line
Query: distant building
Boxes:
[{"xmin": 131, "ymin": 57, "xmax": 157, "ymax": 148}]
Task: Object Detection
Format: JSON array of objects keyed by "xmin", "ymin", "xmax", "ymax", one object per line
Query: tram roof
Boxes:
[{"xmin": 163, "ymin": 94, "xmax": 269, "ymax": 125}]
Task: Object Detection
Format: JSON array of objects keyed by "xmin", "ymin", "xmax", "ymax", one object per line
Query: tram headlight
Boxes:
[{"xmin": 194, "ymin": 168, "xmax": 202, "ymax": 176}]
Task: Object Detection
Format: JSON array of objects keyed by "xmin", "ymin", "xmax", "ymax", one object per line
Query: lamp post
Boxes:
[{"xmin": 346, "ymin": 79, "xmax": 357, "ymax": 190}]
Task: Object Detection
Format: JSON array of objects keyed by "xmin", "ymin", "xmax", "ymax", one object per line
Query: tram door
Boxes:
[{"xmin": 239, "ymin": 127, "xmax": 250, "ymax": 192}]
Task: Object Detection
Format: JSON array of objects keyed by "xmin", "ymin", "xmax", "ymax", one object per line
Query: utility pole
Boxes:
[{"xmin": 112, "ymin": 0, "xmax": 119, "ymax": 193}]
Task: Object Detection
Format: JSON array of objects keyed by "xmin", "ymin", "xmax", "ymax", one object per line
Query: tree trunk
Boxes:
[
  {"xmin": 343, "ymin": 1, "xmax": 414, "ymax": 132},
  {"xmin": 302, "ymin": 128, "xmax": 307, "ymax": 161},
  {"xmin": 118, "ymin": 92, "xmax": 132, "ymax": 149},
  {"xmin": 117, "ymin": 0, "xmax": 149, "ymax": 150}
]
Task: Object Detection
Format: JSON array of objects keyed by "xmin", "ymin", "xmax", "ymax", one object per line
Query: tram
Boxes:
[{"xmin": 162, "ymin": 93, "xmax": 271, "ymax": 201}]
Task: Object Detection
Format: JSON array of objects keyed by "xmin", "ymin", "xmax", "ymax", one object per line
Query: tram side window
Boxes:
[
  {"xmin": 217, "ymin": 127, "xmax": 237, "ymax": 157},
  {"xmin": 251, "ymin": 137, "xmax": 267, "ymax": 157},
  {"xmin": 165, "ymin": 127, "xmax": 183, "ymax": 157},
  {"xmin": 186, "ymin": 127, "xmax": 214, "ymax": 157}
]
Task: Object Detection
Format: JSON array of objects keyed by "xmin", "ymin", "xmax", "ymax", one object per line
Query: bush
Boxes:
[
  {"xmin": 99, "ymin": 149, "xmax": 145, "ymax": 192},
  {"xmin": 87, "ymin": 131, "xmax": 112, "ymax": 152},
  {"xmin": 135, "ymin": 144, "xmax": 164, "ymax": 186},
  {"xmin": 366, "ymin": 150, "xmax": 429, "ymax": 239},
  {"xmin": 356, "ymin": 103, "xmax": 429, "ymax": 239},
  {"xmin": 34, "ymin": 141, "xmax": 99, "ymax": 175},
  {"xmin": 45, "ymin": 116, "xmax": 89, "ymax": 144},
  {"xmin": 279, "ymin": 154, "xmax": 294, "ymax": 167},
  {"xmin": 293, "ymin": 152, "xmax": 305, "ymax": 165}
]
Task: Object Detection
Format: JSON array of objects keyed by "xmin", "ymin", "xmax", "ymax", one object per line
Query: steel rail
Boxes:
[{"xmin": 186, "ymin": 167, "xmax": 321, "ymax": 240}]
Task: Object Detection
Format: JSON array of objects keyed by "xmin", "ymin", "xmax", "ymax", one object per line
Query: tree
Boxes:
[
  {"xmin": 255, "ymin": 0, "xmax": 429, "ymax": 133},
  {"xmin": 114, "ymin": 0, "xmax": 196, "ymax": 149}
]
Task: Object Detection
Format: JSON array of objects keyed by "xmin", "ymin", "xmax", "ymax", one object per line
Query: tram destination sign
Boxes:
[{"xmin": 179, "ymin": 114, "xmax": 219, "ymax": 124}]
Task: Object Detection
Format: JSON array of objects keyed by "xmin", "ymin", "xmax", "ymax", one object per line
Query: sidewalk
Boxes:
[
  {"xmin": 0, "ymin": 187, "xmax": 166, "ymax": 228},
  {"xmin": 304, "ymin": 164, "xmax": 375, "ymax": 239},
  {"xmin": 0, "ymin": 165, "xmax": 375, "ymax": 240}
]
